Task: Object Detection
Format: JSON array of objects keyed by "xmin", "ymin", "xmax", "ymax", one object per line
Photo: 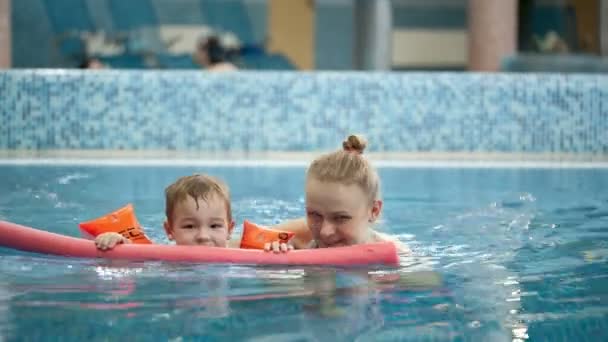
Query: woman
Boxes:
[{"xmin": 267, "ymin": 134, "xmax": 409, "ymax": 253}]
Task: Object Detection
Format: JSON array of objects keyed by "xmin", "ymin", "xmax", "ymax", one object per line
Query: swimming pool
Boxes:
[{"xmin": 0, "ymin": 163, "xmax": 607, "ymax": 341}]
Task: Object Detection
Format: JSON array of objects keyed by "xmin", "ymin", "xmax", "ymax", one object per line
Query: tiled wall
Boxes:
[{"xmin": 1, "ymin": 70, "xmax": 607, "ymax": 153}]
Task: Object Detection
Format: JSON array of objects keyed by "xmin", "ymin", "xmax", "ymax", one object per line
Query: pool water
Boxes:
[{"xmin": 0, "ymin": 165, "xmax": 607, "ymax": 341}]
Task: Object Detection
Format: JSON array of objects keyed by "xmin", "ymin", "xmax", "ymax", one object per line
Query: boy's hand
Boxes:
[
  {"xmin": 95, "ymin": 232, "xmax": 131, "ymax": 251},
  {"xmin": 263, "ymin": 241, "xmax": 294, "ymax": 253}
]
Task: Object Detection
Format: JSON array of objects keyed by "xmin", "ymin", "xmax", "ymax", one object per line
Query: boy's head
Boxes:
[{"xmin": 163, "ymin": 174, "xmax": 235, "ymax": 247}]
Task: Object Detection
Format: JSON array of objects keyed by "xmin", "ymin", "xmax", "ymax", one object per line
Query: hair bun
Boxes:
[{"xmin": 342, "ymin": 134, "xmax": 367, "ymax": 154}]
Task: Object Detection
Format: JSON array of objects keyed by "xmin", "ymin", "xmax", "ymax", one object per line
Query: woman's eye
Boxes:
[
  {"xmin": 307, "ymin": 211, "xmax": 321, "ymax": 218},
  {"xmin": 335, "ymin": 216, "xmax": 351, "ymax": 222}
]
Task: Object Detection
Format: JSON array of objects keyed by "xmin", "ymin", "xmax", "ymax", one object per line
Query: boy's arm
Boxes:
[
  {"xmin": 270, "ymin": 218, "xmax": 312, "ymax": 249},
  {"xmin": 228, "ymin": 218, "xmax": 312, "ymax": 249},
  {"xmin": 95, "ymin": 232, "xmax": 131, "ymax": 250}
]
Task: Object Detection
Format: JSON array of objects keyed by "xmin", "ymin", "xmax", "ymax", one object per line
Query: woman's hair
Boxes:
[
  {"xmin": 198, "ymin": 36, "xmax": 227, "ymax": 64},
  {"xmin": 307, "ymin": 134, "xmax": 380, "ymax": 204}
]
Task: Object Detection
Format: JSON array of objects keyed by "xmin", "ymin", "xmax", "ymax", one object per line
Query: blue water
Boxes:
[{"xmin": 0, "ymin": 165, "xmax": 607, "ymax": 341}]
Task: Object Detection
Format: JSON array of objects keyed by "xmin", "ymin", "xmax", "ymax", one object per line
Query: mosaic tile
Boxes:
[{"xmin": 0, "ymin": 70, "xmax": 606, "ymax": 153}]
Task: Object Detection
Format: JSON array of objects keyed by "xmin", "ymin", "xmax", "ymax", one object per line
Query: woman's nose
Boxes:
[{"xmin": 319, "ymin": 221, "xmax": 337, "ymax": 240}]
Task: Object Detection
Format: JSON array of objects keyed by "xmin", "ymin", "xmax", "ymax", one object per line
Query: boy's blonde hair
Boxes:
[
  {"xmin": 307, "ymin": 134, "xmax": 380, "ymax": 204},
  {"xmin": 165, "ymin": 174, "xmax": 232, "ymax": 223}
]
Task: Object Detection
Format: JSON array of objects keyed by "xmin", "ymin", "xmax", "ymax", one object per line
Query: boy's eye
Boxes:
[
  {"xmin": 211, "ymin": 224, "xmax": 224, "ymax": 229},
  {"xmin": 182, "ymin": 224, "xmax": 195, "ymax": 229}
]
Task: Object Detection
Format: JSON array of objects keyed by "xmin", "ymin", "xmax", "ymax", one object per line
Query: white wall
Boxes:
[{"xmin": 392, "ymin": 29, "xmax": 467, "ymax": 68}]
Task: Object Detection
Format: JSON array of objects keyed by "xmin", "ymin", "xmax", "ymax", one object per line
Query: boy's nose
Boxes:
[{"xmin": 195, "ymin": 229, "xmax": 211, "ymax": 244}]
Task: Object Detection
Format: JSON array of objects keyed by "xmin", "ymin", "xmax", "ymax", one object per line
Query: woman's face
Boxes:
[{"xmin": 305, "ymin": 177, "xmax": 381, "ymax": 248}]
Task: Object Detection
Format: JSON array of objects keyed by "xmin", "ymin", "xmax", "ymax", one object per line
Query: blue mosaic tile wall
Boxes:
[{"xmin": 1, "ymin": 70, "xmax": 607, "ymax": 153}]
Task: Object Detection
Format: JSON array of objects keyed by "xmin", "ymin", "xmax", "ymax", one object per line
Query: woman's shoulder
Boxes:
[{"xmin": 372, "ymin": 231, "xmax": 410, "ymax": 254}]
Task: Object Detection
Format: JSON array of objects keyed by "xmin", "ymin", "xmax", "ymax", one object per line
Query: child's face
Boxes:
[
  {"xmin": 164, "ymin": 194, "xmax": 234, "ymax": 247},
  {"xmin": 305, "ymin": 178, "xmax": 381, "ymax": 248}
]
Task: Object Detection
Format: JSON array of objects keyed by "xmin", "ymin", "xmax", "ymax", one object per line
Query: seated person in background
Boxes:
[
  {"xmin": 193, "ymin": 36, "xmax": 238, "ymax": 72},
  {"xmin": 79, "ymin": 57, "xmax": 107, "ymax": 69}
]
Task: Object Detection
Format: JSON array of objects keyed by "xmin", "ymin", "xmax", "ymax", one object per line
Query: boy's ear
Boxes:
[
  {"xmin": 370, "ymin": 200, "xmax": 383, "ymax": 222},
  {"xmin": 227, "ymin": 220, "xmax": 236, "ymax": 239},
  {"xmin": 163, "ymin": 219, "xmax": 174, "ymax": 241}
]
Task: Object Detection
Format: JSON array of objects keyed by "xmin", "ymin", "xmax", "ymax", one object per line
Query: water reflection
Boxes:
[
  {"xmin": 0, "ymin": 281, "xmax": 15, "ymax": 341},
  {"xmin": 3, "ymin": 257, "xmax": 446, "ymax": 340}
]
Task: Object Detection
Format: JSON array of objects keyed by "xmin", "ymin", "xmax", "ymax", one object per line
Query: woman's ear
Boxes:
[
  {"xmin": 369, "ymin": 200, "xmax": 383, "ymax": 222},
  {"xmin": 163, "ymin": 220, "xmax": 174, "ymax": 241}
]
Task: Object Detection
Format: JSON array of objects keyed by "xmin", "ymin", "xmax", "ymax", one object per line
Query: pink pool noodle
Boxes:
[{"xmin": 0, "ymin": 220, "xmax": 399, "ymax": 266}]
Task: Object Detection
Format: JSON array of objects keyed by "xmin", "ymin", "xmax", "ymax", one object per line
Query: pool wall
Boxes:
[{"xmin": 1, "ymin": 71, "xmax": 607, "ymax": 155}]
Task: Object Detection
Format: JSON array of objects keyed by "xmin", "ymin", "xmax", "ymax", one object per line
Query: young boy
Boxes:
[{"xmin": 95, "ymin": 174, "xmax": 290, "ymax": 252}]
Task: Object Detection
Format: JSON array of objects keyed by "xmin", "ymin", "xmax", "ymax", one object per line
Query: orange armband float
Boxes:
[
  {"xmin": 78, "ymin": 204, "xmax": 152, "ymax": 244},
  {"xmin": 239, "ymin": 220, "xmax": 295, "ymax": 249}
]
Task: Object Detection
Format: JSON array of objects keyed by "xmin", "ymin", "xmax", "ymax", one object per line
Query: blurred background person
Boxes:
[{"xmin": 194, "ymin": 35, "xmax": 238, "ymax": 72}]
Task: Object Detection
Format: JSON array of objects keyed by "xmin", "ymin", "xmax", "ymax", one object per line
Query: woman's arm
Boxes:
[{"xmin": 372, "ymin": 231, "xmax": 411, "ymax": 254}]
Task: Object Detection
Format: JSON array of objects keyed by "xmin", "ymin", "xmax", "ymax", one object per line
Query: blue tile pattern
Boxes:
[{"xmin": 0, "ymin": 71, "xmax": 607, "ymax": 153}]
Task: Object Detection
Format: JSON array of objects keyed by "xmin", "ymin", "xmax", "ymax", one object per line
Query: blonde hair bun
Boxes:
[
  {"xmin": 308, "ymin": 134, "xmax": 380, "ymax": 203},
  {"xmin": 342, "ymin": 134, "xmax": 368, "ymax": 154}
]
